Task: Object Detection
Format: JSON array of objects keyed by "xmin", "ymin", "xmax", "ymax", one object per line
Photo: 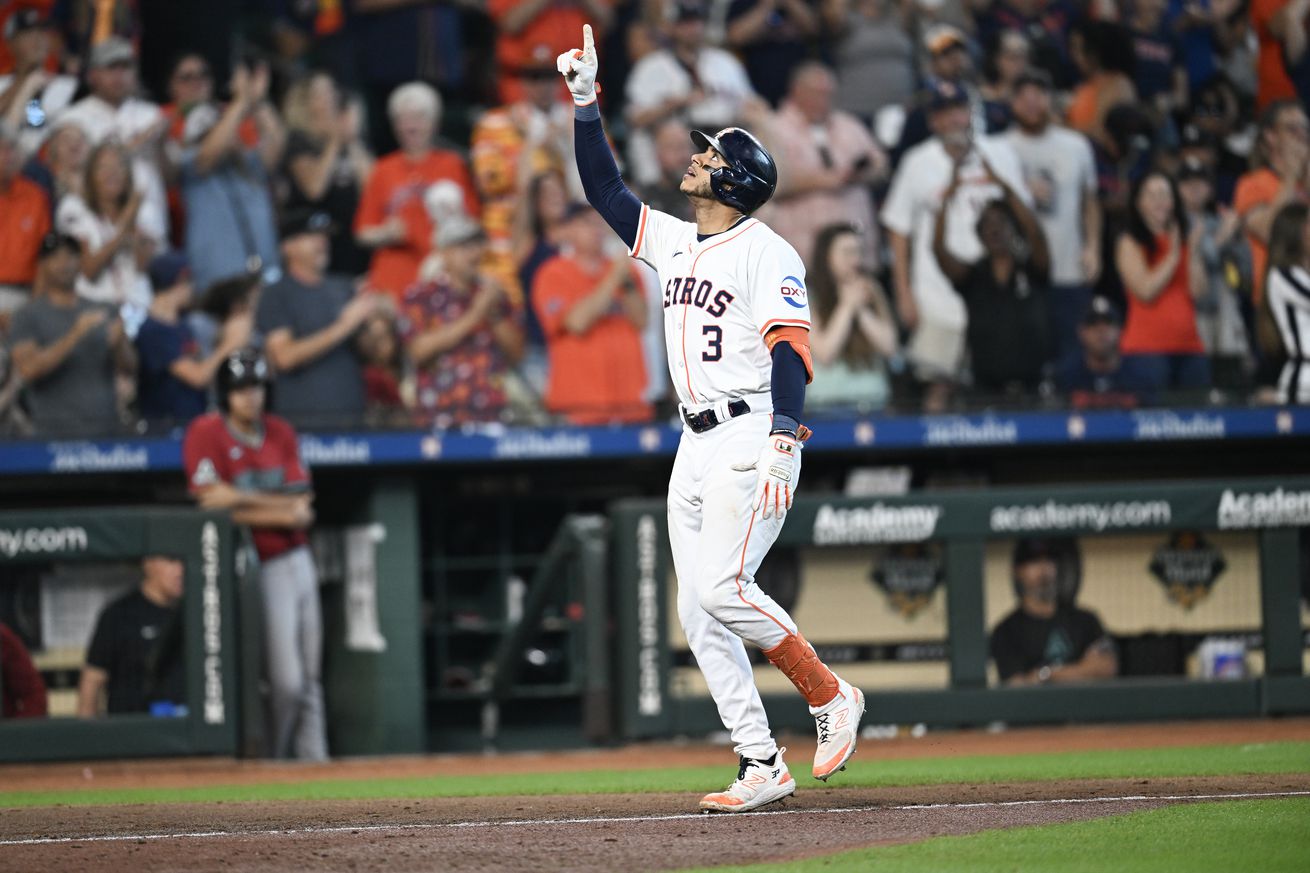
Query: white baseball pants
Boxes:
[{"xmin": 667, "ymin": 409, "xmax": 800, "ymax": 761}]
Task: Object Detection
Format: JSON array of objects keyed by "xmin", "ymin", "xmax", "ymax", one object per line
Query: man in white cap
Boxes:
[{"xmin": 61, "ymin": 36, "xmax": 169, "ymax": 239}]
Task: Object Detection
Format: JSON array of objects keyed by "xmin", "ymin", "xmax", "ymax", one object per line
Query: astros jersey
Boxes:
[
  {"xmin": 630, "ymin": 203, "xmax": 809, "ymax": 407},
  {"xmin": 182, "ymin": 412, "xmax": 311, "ymax": 561}
]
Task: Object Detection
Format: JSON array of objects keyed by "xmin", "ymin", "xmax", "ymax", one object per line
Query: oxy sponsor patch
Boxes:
[{"xmin": 780, "ymin": 275, "xmax": 806, "ymax": 309}]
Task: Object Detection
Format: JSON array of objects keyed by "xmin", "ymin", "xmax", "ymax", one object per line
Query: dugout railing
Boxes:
[{"xmin": 610, "ymin": 477, "xmax": 1310, "ymax": 740}]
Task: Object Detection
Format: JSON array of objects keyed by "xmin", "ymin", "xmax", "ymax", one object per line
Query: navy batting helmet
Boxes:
[
  {"xmin": 690, "ymin": 127, "xmax": 777, "ymax": 214},
  {"xmin": 216, "ymin": 348, "xmax": 270, "ymax": 411}
]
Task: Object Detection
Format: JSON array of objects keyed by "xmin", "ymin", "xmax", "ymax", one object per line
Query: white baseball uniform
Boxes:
[{"xmin": 630, "ymin": 203, "xmax": 810, "ymax": 761}]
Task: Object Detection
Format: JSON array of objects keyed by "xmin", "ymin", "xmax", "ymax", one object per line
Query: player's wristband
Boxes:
[{"xmin": 770, "ymin": 414, "xmax": 800, "ymax": 438}]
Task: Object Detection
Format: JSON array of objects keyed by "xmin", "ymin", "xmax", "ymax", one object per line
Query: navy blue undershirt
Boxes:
[{"xmin": 574, "ymin": 104, "xmax": 805, "ymax": 430}]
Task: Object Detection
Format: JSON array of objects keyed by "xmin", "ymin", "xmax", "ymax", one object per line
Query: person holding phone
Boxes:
[{"xmin": 881, "ymin": 79, "xmax": 1030, "ymax": 411}]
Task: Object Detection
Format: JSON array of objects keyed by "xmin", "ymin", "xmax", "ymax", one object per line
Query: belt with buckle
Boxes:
[{"xmin": 683, "ymin": 399, "xmax": 751, "ymax": 434}]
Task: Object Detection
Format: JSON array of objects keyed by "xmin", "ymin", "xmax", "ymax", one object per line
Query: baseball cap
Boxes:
[
  {"xmin": 1176, "ymin": 156, "xmax": 1210, "ymax": 182},
  {"xmin": 1014, "ymin": 67, "xmax": 1053, "ymax": 93},
  {"xmin": 88, "ymin": 36, "xmax": 135, "ymax": 69},
  {"xmin": 1179, "ymin": 123, "xmax": 1216, "ymax": 150},
  {"xmin": 38, "ymin": 232, "xmax": 81, "ymax": 259},
  {"xmin": 926, "ymin": 79, "xmax": 969, "ymax": 112},
  {"xmin": 673, "ymin": 1, "xmax": 706, "ymax": 22},
  {"xmin": 924, "ymin": 24, "xmax": 968, "ymax": 56},
  {"xmin": 148, "ymin": 251, "xmax": 190, "ymax": 291},
  {"xmin": 4, "ymin": 9, "xmax": 52, "ymax": 40},
  {"xmin": 279, "ymin": 208, "xmax": 334, "ymax": 240},
  {"xmin": 1080, "ymin": 295, "xmax": 1122, "ymax": 326}
]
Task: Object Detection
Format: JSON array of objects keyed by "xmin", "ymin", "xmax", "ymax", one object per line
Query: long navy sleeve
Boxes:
[
  {"xmin": 771, "ymin": 343, "xmax": 806, "ymax": 431},
  {"xmin": 574, "ymin": 103, "xmax": 642, "ymax": 248}
]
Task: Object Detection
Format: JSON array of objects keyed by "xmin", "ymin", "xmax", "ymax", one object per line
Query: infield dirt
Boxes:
[{"xmin": 2, "ymin": 719, "xmax": 1308, "ymax": 872}]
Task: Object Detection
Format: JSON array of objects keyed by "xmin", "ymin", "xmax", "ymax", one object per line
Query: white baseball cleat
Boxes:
[
  {"xmin": 811, "ymin": 680, "xmax": 865, "ymax": 781},
  {"xmin": 699, "ymin": 747, "xmax": 796, "ymax": 813}
]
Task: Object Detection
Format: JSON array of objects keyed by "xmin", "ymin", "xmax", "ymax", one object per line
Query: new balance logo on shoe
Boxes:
[
  {"xmin": 699, "ymin": 747, "xmax": 796, "ymax": 813},
  {"xmin": 813, "ymin": 682, "xmax": 865, "ymax": 781}
]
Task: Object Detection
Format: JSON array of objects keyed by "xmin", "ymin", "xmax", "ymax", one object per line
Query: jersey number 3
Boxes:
[{"xmin": 702, "ymin": 325, "xmax": 722, "ymax": 362}]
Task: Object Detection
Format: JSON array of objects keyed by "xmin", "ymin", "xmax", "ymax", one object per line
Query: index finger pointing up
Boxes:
[{"xmin": 583, "ymin": 23, "xmax": 594, "ymax": 54}]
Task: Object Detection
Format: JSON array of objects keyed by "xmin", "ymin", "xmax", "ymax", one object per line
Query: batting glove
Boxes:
[
  {"xmin": 734, "ymin": 432, "xmax": 801, "ymax": 520},
  {"xmin": 556, "ymin": 24, "xmax": 599, "ymax": 107}
]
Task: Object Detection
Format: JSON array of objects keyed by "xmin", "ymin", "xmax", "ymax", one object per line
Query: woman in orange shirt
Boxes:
[
  {"xmin": 1113, "ymin": 171, "xmax": 1209, "ymax": 395},
  {"xmin": 1066, "ymin": 20, "xmax": 1137, "ymax": 155},
  {"xmin": 353, "ymin": 82, "xmax": 480, "ymax": 303}
]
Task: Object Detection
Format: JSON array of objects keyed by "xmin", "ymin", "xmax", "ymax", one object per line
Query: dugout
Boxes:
[
  {"xmin": 0, "ymin": 509, "xmax": 239, "ymax": 762},
  {"xmin": 611, "ymin": 478, "xmax": 1310, "ymax": 741}
]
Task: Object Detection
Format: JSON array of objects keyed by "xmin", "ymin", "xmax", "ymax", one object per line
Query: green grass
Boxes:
[
  {"xmin": 1, "ymin": 740, "xmax": 1306, "ymax": 809},
  {"xmin": 684, "ymin": 798, "xmax": 1310, "ymax": 873}
]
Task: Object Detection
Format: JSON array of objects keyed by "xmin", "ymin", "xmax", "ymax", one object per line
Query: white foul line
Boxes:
[{"xmin": 2, "ymin": 790, "xmax": 1307, "ymax": 848}]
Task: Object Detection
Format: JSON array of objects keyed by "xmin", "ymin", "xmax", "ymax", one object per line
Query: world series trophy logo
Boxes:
[
  {"xmin": 1149, "ymin": 531, "xmax": 1227, "ymax": 610},
  {"xmin": 870, "ymin": 543, "xmax": 944, "ymax": 620}
]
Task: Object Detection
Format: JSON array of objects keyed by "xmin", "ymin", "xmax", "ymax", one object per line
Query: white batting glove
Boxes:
[
  {"xmin": 556, "ymin": 23, "xmax": 599, "ymax": 107},
  {"xmin": 733, "ymin": 433, "xmax": 801, "ymax": 520}
]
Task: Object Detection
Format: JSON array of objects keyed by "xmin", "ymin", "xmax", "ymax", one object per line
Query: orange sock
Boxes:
[{"xmin": 763, "ymin": 633, "xmax": 839, "ymax": 708}]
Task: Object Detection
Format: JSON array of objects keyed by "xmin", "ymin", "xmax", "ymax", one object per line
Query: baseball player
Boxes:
[
  {"xmin": 182, "ymin": 350, "xmax": 328, "ymax": 760},
  {"xmin": 559, "ymin": 25, "xmax": 864, "ymax": 813}
]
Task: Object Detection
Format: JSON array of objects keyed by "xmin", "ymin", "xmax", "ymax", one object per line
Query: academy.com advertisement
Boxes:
[
  {"xmin": 0, "ymin": 525, "xmax": 89, "ymax": 559},
  {"xmin": 989, "ymin": 499, "xmax": 1173, "ymax": 533}
]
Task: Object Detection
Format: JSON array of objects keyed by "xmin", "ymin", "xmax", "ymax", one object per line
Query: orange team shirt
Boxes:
[
  {"xmin": 533, "ymin": 254, "xmax": 650, "ymax": 425},
  {"xmin": 1235, "ymin": 168, "xmax": 1307, "ymax": 305},
  {"xmin": 1120, "ymin": 234, "xmax": 1205, "ymax": 355},
  {"xmin": 1065, "ymin": 82, "xmax": 1099, "ymax": 134},
  {"xmin": 489, "ymin": 0, "xmax": 609, "ymax": 103},
  {"xmin": 0, "ymin": 177, "xmax": 52, "ymax": 286},
  {"xmin": 1252, "ymin": 0, "xmax": 1299, "ymax": 109},
  {"xmin": 353, "ymin": 149, "xmax": 481, "ymax": 302}
]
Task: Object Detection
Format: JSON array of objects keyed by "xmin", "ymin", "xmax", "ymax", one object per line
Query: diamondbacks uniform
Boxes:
[{"xmin": 182, "ymin": 410, "xmax": 328, "ymax": 761}]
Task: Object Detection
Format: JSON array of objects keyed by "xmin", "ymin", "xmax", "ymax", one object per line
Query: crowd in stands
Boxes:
[{"xmin": 1, "ymin": 0, "xmax": 1309, "ymax": 436}]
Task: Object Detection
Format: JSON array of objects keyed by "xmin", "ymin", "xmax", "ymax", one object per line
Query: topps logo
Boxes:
[
  {"xmin": 1217, "ymin": 488, "xmax": 1310, "ymax": 529},
  {"xmin": 0, "ymin": 526, "xmax": 90, "ymax": 559},
  {"xmin": 813, "ymin": 503, "xmax": 943, "ymax": 545},
  {"xmin": 780, "ymin": 275, "xmax": 806, "ymax": 309}
]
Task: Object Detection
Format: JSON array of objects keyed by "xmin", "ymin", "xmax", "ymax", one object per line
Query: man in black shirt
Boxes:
[
  {"xmin": 76, "ymin": 556, "xmax": 186, "ymax": 716},
  {"xmin": 990, "ymin": 538, "xmax": 1118, "ymax": 685},
  {"xmin": 933, "ymin": 158, "xmax": 1052, "ymax": 398}
]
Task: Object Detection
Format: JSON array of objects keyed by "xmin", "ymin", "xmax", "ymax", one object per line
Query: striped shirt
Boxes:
[{"xmin": 1267, "ymin": 265, "xmax": 1310, "ymax": 403}]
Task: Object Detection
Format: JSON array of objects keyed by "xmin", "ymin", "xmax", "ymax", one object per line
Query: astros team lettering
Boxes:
[{"xmin": 663, "ymin": 275, "xmax": 736, "ymax": 316}]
